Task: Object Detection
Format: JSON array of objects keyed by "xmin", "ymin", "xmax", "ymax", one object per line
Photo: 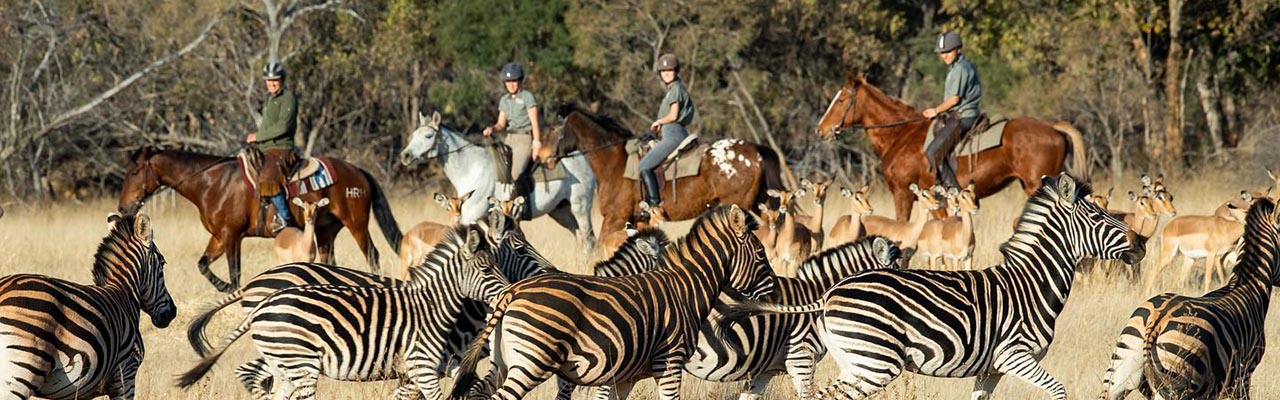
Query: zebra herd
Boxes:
[{"xmin": 3, "ymin": 172, "xmax": 1280, "ymax": 400}]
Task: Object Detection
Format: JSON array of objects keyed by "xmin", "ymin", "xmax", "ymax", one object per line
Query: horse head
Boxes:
[
  {"xmin": 119, "ymin": 146, "xmax": 163, "ymax": 210},
  {"xmin": 816, "ymin": 74, "xmax": 867, "ymax": 141},
  {"xmin": 400, "ymin": 110, "xmax": 445, "ymax": 166}
]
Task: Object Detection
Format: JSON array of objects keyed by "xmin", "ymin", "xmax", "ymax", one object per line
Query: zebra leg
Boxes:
[
  {"xmin": 992, "ymin": 350, "xmax": 1065, "ymax": 400},
  {"xmin": 608, "ymin": 381, "xmax": 636, "ymax": 400},
  {"xmin": 1100, "ymin": 316, "xmax": 1148, "ymax": 400},
  {"xmin": 392, "ymin": 380, "xmax": 418, "ymax": 400},
  {"xmin": 968, "ymin": 372, "xmax": 1004, "ymax": 400},
  {"xmin": 554, "ymin": 378, "xmax": 577, "ymax": 400},
  {"xmin": 782, "ymin": 345, "xmax": 819, "ymax": 399},
  {"xmin": 106, "ymin": 364, "xmax": 139, "ymax": 400},
  {"xmin": 741, "ymin": 372, "xmax": 776, "ymax": 400},
  {"xmin": 234, "ymin": 358, "xmax": 275, "ymax": 400},
  {"xmin": 405, "ymin": 360, "xmax": 444, "ymax": 400},
  {"xmin": 653, "ymin": 365, "xmax": 684, "ymax": 400}
]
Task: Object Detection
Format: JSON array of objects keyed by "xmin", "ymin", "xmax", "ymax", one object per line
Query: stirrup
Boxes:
[{"xmin": 270, "ymin": 215, "xmax": 288, "ymax": 234}]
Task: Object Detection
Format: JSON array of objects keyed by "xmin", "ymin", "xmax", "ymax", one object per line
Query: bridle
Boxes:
[
  {"xmin": 122, "ymin": 147, "xmax": 241, "ymax": 210},
  {"xmin": 829, "ymin": 85, "xmax": 927, "ymax": 136},
  {"xmin": 547, "ymin": 114, "xmax": 627, "ymax": 163}
]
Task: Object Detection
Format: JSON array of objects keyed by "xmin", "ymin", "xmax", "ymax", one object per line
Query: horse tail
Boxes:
[
  {"xmin": 1053, "ymin": 122, "xmax": 1087, "ymax": 179},
  {"xmin": 360, "ymin": 168, "xmax": 403, "ymax": 254},
  {"xmin": 755, "ymin": 145, "xmax": 786, "ymax": 208}
]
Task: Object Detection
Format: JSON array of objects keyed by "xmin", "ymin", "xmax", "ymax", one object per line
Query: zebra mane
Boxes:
[
  {"xmin": 793, "ymin": 235, "xmax": 896, "ymax": 282},
  {"xmin": 999, "ymin": 175, "xmax": 1095, "ymax": 259},
  {"xmin": 1232, "ymin": 198, "xmax": 1279, "ymax": 282},
  {"xmin": 662, "ymin": 206, "xmax": 760, "ymax": 262},
  {"xmin": 93, "ymin": 212, "xmax": 148, "ymax": 287},
  {"xmin": 406, "ymin": 225, "xmax": 473, "ymax": 283}
]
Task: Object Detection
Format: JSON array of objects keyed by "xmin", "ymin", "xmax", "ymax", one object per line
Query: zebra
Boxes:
[
  {"xmin": 448, "ymin": 205, "xmax": 777, "ymax": 400},
  {"xmin": 723, "ymin": 173, "xmax": 1143, "ymax": 400},
  {"xmin": 1100, "ymin": 198, "xmax": 1280, "ymax": 400},
  {"xmin": 0, "ymin": 210, "xmax": 176, "ymax": 399},
  {"xmin": 178, "ymin": 225, "xmax": 508, "ymax": 400},
  {"xmin": 591, "ymin": 227, "xmax": 670, "ymax": 278},
  {"xmin": 184, "ymin": 217, "xmax": 557, "ymax": 398},
  {"xmin": 599, "ymin": 235, "xmax": 902, "ymax": 400}
]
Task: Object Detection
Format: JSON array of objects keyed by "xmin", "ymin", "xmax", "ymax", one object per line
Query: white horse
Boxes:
[{"xmin": 400, "ymin": 111, "xmax": 597, "ymax": 249}]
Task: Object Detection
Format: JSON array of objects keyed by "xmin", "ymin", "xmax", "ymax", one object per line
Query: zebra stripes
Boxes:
[
  {"xmin": 1101, "ymin": 198, "xmax": 1280, "ymax": 399},
  {"xmin": 0, "ymin": 211, "xmax": 175, "ymax": 400},
  {"xmin": 725, "ymin": 173, "xmax": 1141, "ymax": 400},
  {"xmin": 178, "ymin": 226, "xmax": 507, "ymax": 400},
  {"xmin": 604, "ymin": 235, "xmax": 902, "ymax": 399},
  {"xmin": 449, "ymin": 205, "xmax": 775, "ymax": 400}
]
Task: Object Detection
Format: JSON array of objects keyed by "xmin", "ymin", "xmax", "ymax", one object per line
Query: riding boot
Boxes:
[
  {"xmin": 269, "ymin": 193, "xmax": 292, "ymax": 233},
  {"xmin": 640, "ymin": 169, "xmax": 662, "ymax": 207},
  {"xmin": 936, "ymin": 158, "xmax": 961, "ymax": 189}
]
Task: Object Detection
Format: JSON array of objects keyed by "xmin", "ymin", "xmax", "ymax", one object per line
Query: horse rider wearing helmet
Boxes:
[
  {"xmin": 483, "ymin": 62, "xmax": 542, "ymax": 216},
  {"xmin": 640, "ymin": 53, "xmax": 696, "ymax": 210},
  {"xmin": 246, "ymin": 60, "xmax": 299, "ymax": 233},
  {"xmin": 922, "ymin": 30, "xmax": 982, "ymax": 190}
]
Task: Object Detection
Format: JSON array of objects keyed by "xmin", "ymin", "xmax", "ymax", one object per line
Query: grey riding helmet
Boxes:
[
  {"xmin": 936, "ymin": 31, "xmax": 962, "ymax": 53},
  {"xmin": 263, "ymin": 61, "xmax": 286, "ymax": 80},
  {"xmin": 502, "ymin": 62, "xmax": 524, "ymax": 82},
  {"xmin": 657, "ymin": 53, "xmax": 679, "ymax": 72}
]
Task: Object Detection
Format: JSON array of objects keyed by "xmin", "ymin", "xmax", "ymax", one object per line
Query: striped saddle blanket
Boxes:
[{"xmin": 238, "ymin": 154, "xmax": 336, "ymax": 197}]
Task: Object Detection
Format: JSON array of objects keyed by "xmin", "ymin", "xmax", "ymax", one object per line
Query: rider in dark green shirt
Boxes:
[
  {"xmin": 922, "ymin": 31, "xmax": 982, "ymax": 190},
  {"xmin": 246, "ymin": 61, "xmax": 300, "ymax": 233},
  {"xmin": 638, "ymin": 53, "xmax": 695, "ymax": 210}
]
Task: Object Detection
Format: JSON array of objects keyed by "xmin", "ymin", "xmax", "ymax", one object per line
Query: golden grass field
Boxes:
[{"xmin": 2, "ymin": 173, "xmax": 1279, "ymax": 399}]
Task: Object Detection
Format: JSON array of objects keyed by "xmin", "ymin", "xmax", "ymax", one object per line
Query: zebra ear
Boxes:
[
  {"xmin": 134, "ymin": 213, "xmax": 153, "ymax": 243},
  {"xmin": 872, "ymin": 237, "xmax": 896, "ymax": 267},
  {"xmin": 1056, "ymin": 174, "xmax": 1078, "ymax": 207},
  {"xmin": 636, "ymin": 237, "xmax": 660, "ymax": 258},
  {"xmin": 727, "ymin": 205, "xmax": 748, "ymax": 236},
  {"xmin": 463, "ymin": 226, "xmax": 484, "ymax": 259}
]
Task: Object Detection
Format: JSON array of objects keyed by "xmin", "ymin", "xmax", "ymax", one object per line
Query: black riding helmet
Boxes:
[
  {"xmin": 657, "ymin": 53, "xmax": 679, "ymax": 72},
  {"xmin": 501, "ymin": 62, "xmax": 524, "ymax": 82},
  {"xmin": 263, "ymin": 61, "xmax": 286, "ymax": 80}
]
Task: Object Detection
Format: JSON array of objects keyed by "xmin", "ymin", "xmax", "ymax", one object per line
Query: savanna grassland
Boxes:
[{"xmin": 2, "ymin": 173, "xmax": 1280, "ymax": 400}]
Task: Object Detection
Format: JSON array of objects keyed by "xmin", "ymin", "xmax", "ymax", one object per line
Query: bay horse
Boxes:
[
  {"xmin": 544, "ymin": 104, "xmax": 784, "ymax": 233},
  {"xmin": 399, "ymin": 111, "xmax": 598, "ymax": 250},
  {"xmin": 119, "ymin": 147, "xmax": 402, "ymax": 293},
  {"xmin": 817, "ymin": 74, "xmax": 1087, "ymax": 221}
]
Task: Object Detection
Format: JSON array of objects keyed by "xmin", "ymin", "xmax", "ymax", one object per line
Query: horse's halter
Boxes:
[
  {"xmin": 123, "ymin": 158, "xmax": 163, "ymax": 209},
  {"xmin": 828, "ymin": 84, "xmax": 926, "ymax": 136}
]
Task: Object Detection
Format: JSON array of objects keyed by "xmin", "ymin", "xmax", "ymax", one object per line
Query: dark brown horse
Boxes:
[
  {"xmin": 817, "ymin": 74, "xmax": 1087, "ymax": 221},
  {"xmin": 544, "ymin": 105, "xmax": 784, "ymax": 233},
  {"xmin": 119, "ymin": 147, "xmax": 402, "ymax": 292}
]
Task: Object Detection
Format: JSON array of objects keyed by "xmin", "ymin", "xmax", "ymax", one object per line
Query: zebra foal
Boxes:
[
  {"xmin": 726, "ymin": 173, "xmax": 1143, "ymax": 400},
  {"xmin": 449, "ymin": 205, "xmax": 776, "ymax": 400},
  {"xmin": 178, "ymin": 226, "xmax": 508, "ymax": 400},
  {"xmin": 1101, "ymin": 198, "xmax": 1280, "ymax": 399},
  {"xmin": 0, "ymin": 210, "xmax": 176, "ymax": 399}
]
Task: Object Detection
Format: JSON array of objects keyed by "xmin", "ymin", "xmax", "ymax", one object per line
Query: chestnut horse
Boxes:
[
  {"xmin": 119, "ymin": 147, "xmax": 402, "ymax": 292},
  {"xmin": 544, "ymin": 105, "xmax": 784, "ymax": 233},
  {"xmin": 817, "ymin": 74, "xmax": 1086, "ymax": 221}
]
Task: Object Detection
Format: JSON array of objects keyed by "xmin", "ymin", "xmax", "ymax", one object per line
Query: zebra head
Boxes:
[
  {"xmin": 456, "ymin": 225, "xmax": 508, "ymax": 302},
  {"xmin": 1040, "ymin": 173, "xmax": 1143, "ymax": 265},
  {"xmin": 102, "ymin": 211, "xmax": 176, "ymax": 328},
  {"xmin": 722, "ymin": 205, "xmax": 777, "ymax": 301}
]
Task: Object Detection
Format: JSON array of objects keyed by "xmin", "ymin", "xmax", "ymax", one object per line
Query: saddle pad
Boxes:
[
  {"xmin": 287, "ymin": 158, "xmax": 335, "ymax": 197},
  {"xmin": 923, "ymin": 114, "xmax": 1008, "ymax": 157},
  {"xmin": 238, "ymin": 153, "xmax": 335, "ymax": 196},
  {"xmin": 530, "ymin": 162, "xmax": 568, "ymax": 182},
  {"xmin": 623, "ymin": 142, "xmax": 706, "ymax": 181}
]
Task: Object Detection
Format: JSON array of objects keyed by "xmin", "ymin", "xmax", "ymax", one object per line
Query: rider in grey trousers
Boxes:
[{"xmin": 640, "ymin": 53, "xmax": 696, "ymax": 209}]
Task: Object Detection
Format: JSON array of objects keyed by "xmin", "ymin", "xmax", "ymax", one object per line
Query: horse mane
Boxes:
[
  {"xmin": 999, "ymin": 175, "xmax": 1096, "ymax": 259},
  {"xmin": 557, "ymin": 103, "xmax": 634, "ymax": 139},
  {"xmin": 854, "ymin": 76, "xmax": 920, "ymax": 120},
  {"xmin": 131, "ymin": 146, "xmax": 235, "ymax": 164},
  {"xmin": 93, "ymin": 212, "xmax": 148, "ymax": 287}
]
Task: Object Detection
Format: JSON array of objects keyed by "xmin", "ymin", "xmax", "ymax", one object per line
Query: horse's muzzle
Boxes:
[{"xmin": 398, "ymin": 152, "xmax": 417, "ymax": 167}]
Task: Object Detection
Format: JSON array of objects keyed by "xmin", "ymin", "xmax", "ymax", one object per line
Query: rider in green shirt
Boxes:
[
  {"xmin": 246, "ymin": 61, "xmax": 299, "ymax": 233},
  {"xmin": 922, "ymin": 31, "xmax": 982, "ymax": 190},
  {"xmin": 483, "ymin": 62, "xmax": 542, "ymax": 217}
]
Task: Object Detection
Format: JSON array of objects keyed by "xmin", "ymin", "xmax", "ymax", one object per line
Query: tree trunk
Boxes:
[
  {"xmin": 1162, "ymin": 0, "xmax": 1185, "ymax": 174},
  {"xmin": 1195, "ymin": 66, "xmax": 1224, "ymax": 158},
  {"xmin": 1219, "ymin": 73, "xmax": 1240, "ymax": 148}
]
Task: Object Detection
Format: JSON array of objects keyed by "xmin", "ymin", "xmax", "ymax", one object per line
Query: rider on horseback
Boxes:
[
  {"xmin": 483, "ymin": 62, "xmax": 542, "ymax": 219},
  {"xmin": 922, "ymin": 31, "xmax": 982, "ymax": 190},
  {"xmin": 640, "ymin": 53, "xmax": 696, "ymax": 210},
  {"xmin": 246, "ymin": 60, "xmax": 299, "ymax": 234}
]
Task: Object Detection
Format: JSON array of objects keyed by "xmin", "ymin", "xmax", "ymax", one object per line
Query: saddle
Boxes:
[
  {"xmin": 622, "ymin": 134, "xmax": 705, "ymax": 181},
  {"xmin": 923, "ymin": 113, "xmax": 1009, "ymax": 157},
  {"xmin": 238, "ymin": 150, "xmax": 335, "ymax": 197}
]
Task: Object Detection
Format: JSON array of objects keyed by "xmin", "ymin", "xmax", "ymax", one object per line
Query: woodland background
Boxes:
[{"xmin": 2, "ymin": 0, "xmax": 1278, "ymax": 200}]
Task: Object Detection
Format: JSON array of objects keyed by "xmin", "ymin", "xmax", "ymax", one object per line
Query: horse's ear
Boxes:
[
  {"xmin": 844, "ymin": 73, "xmax": 856, "ymax": 88},
  {"xmin": 431, "ymin": 111, "xmax": 442, "ymax": 126},
  {"xmin": 418, "ymin": 111, "xmax": 427, "ymax": 127}
]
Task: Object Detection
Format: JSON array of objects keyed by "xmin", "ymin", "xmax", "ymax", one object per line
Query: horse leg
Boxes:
[
  {"xmin": 314, "ymin": 223, "xmax": 341, "ymax": 264},
  {"xmin": 197, "ymin": 235, "xmax": 234, "ymax": 293},
  {"xmin": 891, "ymin": 186, "xmax": 915, "ymax": 222},
  {"xmin": 225, "ymin": 234, "xmax": 245, "ymax": 291},
  {"xmin": 348, "ymin": 225, "xmax": 380, "ymax": 274}
]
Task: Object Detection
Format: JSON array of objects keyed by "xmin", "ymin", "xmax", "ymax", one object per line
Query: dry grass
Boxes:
[{"xmin": 2, "ymin": 173, "xmax": 1279, "ymax": 399}]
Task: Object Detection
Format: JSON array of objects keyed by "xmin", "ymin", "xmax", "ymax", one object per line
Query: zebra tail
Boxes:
[
  {"xmin": 186, "ymin": 290, "xmax": 243, "ymax": 357},
  {"xmin": 177, "ymin": 291, "xmax": 269, "ymax": 389},
  {"xmin": 448, "ymin": 291, "xmax": 515, "ymax": 400},
  {"xmin": 719, "ymin": 297, "xmax": 822, "ymax": 320}
]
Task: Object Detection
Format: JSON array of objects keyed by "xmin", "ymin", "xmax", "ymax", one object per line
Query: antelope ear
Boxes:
[
  {"xmin": 134, "ymin": 213, "xmax": 153, "ymax": 243},
  {"xmin": 840, "ymin": 187, "xmax": 853, "ymax": 197},
  {"xmin": 1141, "ymin": 174, "xmax": 1152, "ymax": 186},
  {"xmin": 316, "ymin": 198, "xmax": 330, "ymax": 208},
  {"xmin": 1241, "ymin": 191, "xmax": 1253, "ymax": 203},
  {"xmin": 860, "ymin": 184, "xmax": 870, "ymax": 194},
  {"xmin": 800, "ymin": 178, "xmax": 814, "ymax": 190},
  {"xmin": 795, "ymin": 189, "xmax": 807, "ymax": 198},
  {"xmin": 292, "ymin": 197, "xmax": 305, "ymax": 207},
  {"xmin": 948, "ymin": 187, "xmax": 960, "ymax": 197},
  {"xmin": 1128, "ymin": 191, "xmax": 1138, "ymax": 202},
  {"xmin": 459, "ymin": 191, "xmax": 474, "ymax": 204},
  {"xmin": 766, "ymin": 189, "xmax": 784, "ymax": 198},
  {"xmin": 513, "ymin": 196, "xmax": 526, "ymax": 206},
  {"xmin": 757, "ymin": 203, "xmax": 768, "ymax": 212},
  {"xmin": 1106, "ymin": 187, "xmax": 1114, "ymax": 198},
  {"xmin": 434, "ymin": 193, "xmax": 449, "ymax": 206},
  {"xmin": 909, "ymin": 183, "xmax": 920, "ymax": 192}
]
